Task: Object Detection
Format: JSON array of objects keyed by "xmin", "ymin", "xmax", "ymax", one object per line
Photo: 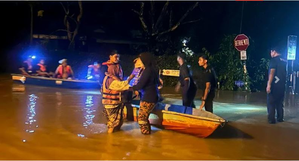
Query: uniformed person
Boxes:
[
  {"xmin": 198, "ymin": 55, "xmax": 217, "ymax": 113},
  {"xmin": 175, "ymin": 52, "xmax": 197, "ymax": 108},
  {"xmin": 266, "ymin": 47, "xmax": 287, "ymax": 124}
]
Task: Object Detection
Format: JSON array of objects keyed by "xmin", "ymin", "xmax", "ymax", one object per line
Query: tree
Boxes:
[
  {"xmin": 132, "ymin": 2, "xmax": 200, "ymax": 54},
  {"xmin": 205, "ymin": 34, "xmax": 269, "ymax": 91},
  {"xmin": 210, "ymin": 35, "xmax": 247, "ymax": 91},
  {"xmin": 60, "ymin": 1, "xmax": 83, "ymax": 50},
  {"xmin": 27, "ymin": 2, "xmax": 41, "ymax": 45},
  {"xmin": 29, "ymin": 3, "xmax": 33, "ymax": 45}
]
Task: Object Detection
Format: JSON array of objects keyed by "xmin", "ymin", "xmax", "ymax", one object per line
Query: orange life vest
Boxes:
[
  {"xmin": 37, "ymin": 63, "xmax": 46, "ymax": 72},
  {"xmin": 57, "ymin": 65, "xmax": 72, "ymax": 76},
  {"xmin": 101, "ymin": 76, "xmax": 122, "ymax": 105}
]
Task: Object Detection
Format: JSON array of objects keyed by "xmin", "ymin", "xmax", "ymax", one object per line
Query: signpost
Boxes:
[
  {"xmin": 240, "ymin": 50, "xmax": 247, "ymax": 60},
  {"xmin": 234, "ymin": 34, "xmax": 250, "ymax": 52},
  {"xmin": 234, "ymin": 34, "xmax": 250, "ymax": 91},
  {"xmin": 160, "ymin": 69, "xmax": 180, "ymax": 77},
  {"xmin": 287, "ymin": 35, "xmax": 297, "ymax": 95},
  {"xmin": 287, "ymin": 35, "xmax": 297, "ymax": 61}
]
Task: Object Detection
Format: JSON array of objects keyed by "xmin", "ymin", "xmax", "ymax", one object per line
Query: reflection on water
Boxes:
[
  {"xmin": 83, "ymin": 95, "xmax": 95, "ymax": 128},
  {"xmin": 1, "ymin": 78, "xmax": 299, "ymax": 159},
  {"xmin": 55, "ymin": 92, "xmax": 62, "ymax": 106},
  {"xmin": 82, "ymin": 94, "xmax": 108, "ymax": 134},
  {"xmin": 77, "ymin": 134, "xmax": 85, "ymax": 138},
  {"xmin": 23, "ymin": 94, "xmax": 38, "ymax": 142},
  {"xmin": 77, "ymin": 95, "xmax": 97, "ymax": 138}
]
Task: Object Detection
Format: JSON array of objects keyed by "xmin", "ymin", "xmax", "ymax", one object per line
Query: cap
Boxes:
[{"xmin": 59, "ymin": 59, "xmax": 67, "ymax": 64}]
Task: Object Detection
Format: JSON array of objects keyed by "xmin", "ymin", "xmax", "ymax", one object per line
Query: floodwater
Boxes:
[{"xmin": 1, "ymin": 75, "xmax": 299, "ymax": 159}]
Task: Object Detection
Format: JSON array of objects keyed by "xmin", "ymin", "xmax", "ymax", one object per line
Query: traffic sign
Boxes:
[
  {"xmin": 287, "ymin": 35, "xmax": 297, "ymax": 60},
  {"xmin": 240, "ymin": 50, "xmax": 247, "ymax": 60},
  {"xmin": 234, "ymin": 34, "xmax": 250, "ymax": 51}
]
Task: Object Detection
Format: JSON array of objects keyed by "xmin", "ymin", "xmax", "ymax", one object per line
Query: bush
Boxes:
[{"xmin": 12, "ymin": 34, "xmax": 269, "ymax": 91}]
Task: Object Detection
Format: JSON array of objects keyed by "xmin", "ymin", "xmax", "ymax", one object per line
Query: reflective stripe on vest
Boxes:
[
  {"xmin": 102, "ymin": 76, "xmax": 121, "ymax": 105},
  {"xmin": 102, "ymin": 94, "xmax": 120, "ymax": 100}
]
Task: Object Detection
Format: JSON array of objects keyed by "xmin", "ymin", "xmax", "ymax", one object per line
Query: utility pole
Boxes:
[{"xmin": 30, "ymin": 3, "xmax": 33, "ymax": 45}]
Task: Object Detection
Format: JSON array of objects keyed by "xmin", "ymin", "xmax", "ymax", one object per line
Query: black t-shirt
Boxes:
[
  {"xmin": 179, "ymin": 63, "xmax": 196, "ymax": 87},
  {"xmin": 202, "ymin": 66, "xmax": 217, "ymax": 92},
  {"xmin": 269, "ymin": 56, "xmax": 287, "ymax": 91}
]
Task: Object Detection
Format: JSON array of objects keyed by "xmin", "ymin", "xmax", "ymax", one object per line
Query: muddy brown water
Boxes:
[{"xmin": 1, "ymin": 75, "xmax": 299, "ymax": 159}]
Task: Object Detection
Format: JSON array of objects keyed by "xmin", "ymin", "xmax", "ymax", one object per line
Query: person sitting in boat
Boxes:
[
  {"xmin": 19, "ymin": 56, "xmax": 34, "ymax": 76},
  {"xmin": 36, "ymin": 59, "xmax": 54, "ymax": 77},
  {"xmin": 54, "ymin": 59, "xmax": 74, "ymax": 79},
  {"xmin": 86, "ymin": 61, "xmax": 101, "ymax": 81},
  {"xmin": 101, "ymin": 50, "xmax": 136, "ymax": 133}
]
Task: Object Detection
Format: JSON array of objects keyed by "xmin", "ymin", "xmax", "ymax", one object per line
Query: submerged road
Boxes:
[{"xmin": 1, "ymin": 76, "xmax": 299, "ymax": 159}]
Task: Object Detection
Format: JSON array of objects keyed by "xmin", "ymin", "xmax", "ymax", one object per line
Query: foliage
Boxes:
[
  {"xmin": 204, "ymin": 35, "xmax": 269, "ymax": 91},
  {"xmin": 175, "ymin": 35, "xmax": 269, "ymax": 92},
  {"xmin": 60, "ymin": 1, "xmax": 83, "ymax": 50},
  {"xmin": 210, "ymin": 35, "xmax": 246, "ymax": 90},
  {"xmin": 132, "ymin": 2, "xmax": 200, "ymax": 54},
  {"xmin": 248, "ymin": 58, "xmax": 269, "ymax": 91},
  {"xmin": 20, "ymin": 34, "xmax": 270, "ymax": 91},
  {"xmin": 131, "ymin": 34, "xmax": 270, "ymax": 91},
  {"xmin": 156, "ymin": 54, "xmax": 179, "ymax": 87}
]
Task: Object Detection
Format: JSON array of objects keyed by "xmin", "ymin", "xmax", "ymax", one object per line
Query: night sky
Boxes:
[{"xmin": 1, "ymin": 1, "xmax": 299, "ymax": 73}]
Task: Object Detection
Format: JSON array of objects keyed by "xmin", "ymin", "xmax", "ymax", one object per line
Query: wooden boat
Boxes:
[
  {"xmin": 124, "ymin": 102, "xmax": 227, "ymax": 138},
  {"xmin": 11, "ymin": 74, "xmax": 101, "ymax": 89}
]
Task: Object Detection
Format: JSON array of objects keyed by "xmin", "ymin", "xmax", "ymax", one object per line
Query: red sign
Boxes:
[{"xmin": 234, "ymin": 34, "xmax": 250, "ymax": 51}]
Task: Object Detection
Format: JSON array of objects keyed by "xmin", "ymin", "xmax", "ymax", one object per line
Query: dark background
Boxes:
[{"xmin": 1, "ymin": 1, "xmax": 299, "ymax": 74}]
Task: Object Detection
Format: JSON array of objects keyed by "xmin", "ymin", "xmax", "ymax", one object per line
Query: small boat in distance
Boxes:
[{"xmin": 11, "ymin": 74, "xmax": 101, "ymax": 89}]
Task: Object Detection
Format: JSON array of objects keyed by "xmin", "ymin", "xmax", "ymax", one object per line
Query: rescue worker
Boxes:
[
  {"xmin": 101, "ymin": 50, "xmax": 135, "ymax": 133},
  {"xmin": 36, "ymin": 59, "xmax": 53, "ymax": 77},
  {"xmin": 266, "ymin": 47, "xmax": 287, "ymax": 124},
  {"xmin": 19, "ymin": 56, "xmax": 34, "ymax": 76},
  {"xmin": 175, "ymin": 52, "xmax": 197, "ymax": 108},
  {"xmin": 87, "ymin": 61, "xmax": 101, "ymax": 81},
  {"xmin": 198, "ymin": 55, "xmax": 217, "ymax": 113},
  {"xmin": 130, "ymin": 56, "xmax": 164, "ymax": 102},
  {"xmin": 54, "ymin": 59, "xmax": 74, "ymax": 79},
  {"xmin": 130, "ymin": 52, "xmax": 160, "ymax": 135}
]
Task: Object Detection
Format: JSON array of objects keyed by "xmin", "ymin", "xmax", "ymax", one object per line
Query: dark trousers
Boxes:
[
  {"xmin": 182, "ymin": 86, "xmax": 197, "ymax": 108},
  {"xmin": 267, "ymin": 93, "xmax": 284, "ymax": 122},
  {"xmin": 204, "ymin": 91, "xmax": 215, "ymax": 113},
  {"xmin": 122, "ymin": 90, "xmax": 134, "ymax": 121}
]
